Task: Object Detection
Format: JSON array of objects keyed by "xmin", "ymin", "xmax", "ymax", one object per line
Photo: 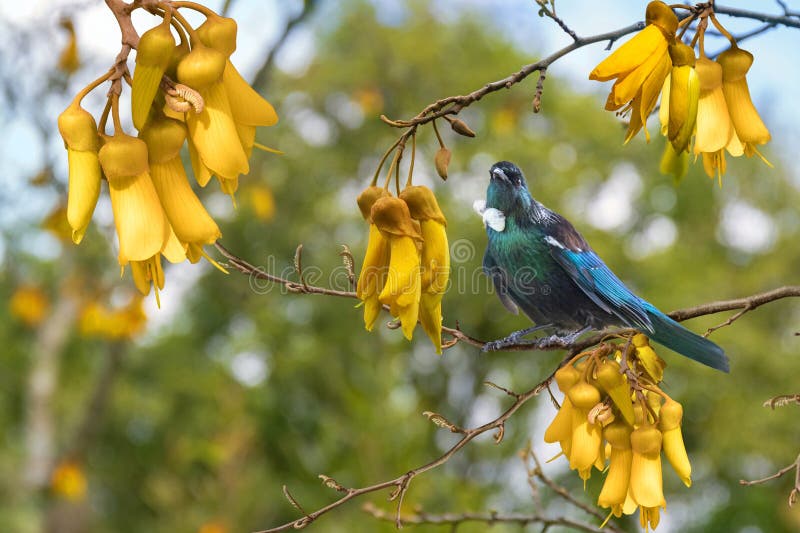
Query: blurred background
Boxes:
[{"xmin": 1, "ymin": 0, "xmax": 798, "ymax": 531}]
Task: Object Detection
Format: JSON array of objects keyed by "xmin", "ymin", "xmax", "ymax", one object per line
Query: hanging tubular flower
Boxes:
[
  {"xmin": 544, "ymin": 363, "xmax": 581, "ymax": 456},
  {"xmin": 693, "ymin": 56, "xmax": 741, "ymax": 183},
  {"xmin": 598, "ymin": 421, "xmax": 634, "ymax": 516},
  {"xmin": 630, "ymin": 424, "xmax": 666, "ymax": 510},
  {"xmin": 99, "ymin": 134, "xmax": 165, "ymax": 263},
  {"xmin": 399, "ymin": 185, "xmax": 449, "ymax": 354},
  {"xmin": 140, "ymin": 115, "xmax": 221, "ymax": 263},
  {"xmin": 659, "ymin": 397, "xmax": 692, "ymax": 487},
  {"xmin": 566, "ymin": 380, "xmax": 604, "ymax": 480},
  {"xmin": 371, "ymin": 196, "xmax": 423, "ymax": 340},
  {"xmin": 632, "ymin": 334, "xmax": 665, "ymax": 383},
  {"xmin": 590, "ymin": 1, "xmax": 677, "ymax": 142},
  {"xmin": 131, "ymin": 17, "xmax": 174, "ymax": 130},
  {"xmin": 57, "ymin": 103, "xmax": 102, "ymax": 244},
  {"xmin": 356, "ymin": 186, "xmax": 391, "ymax": 331},
  {"xmin": 98, "ymin": 133, "xmax": 185, "ymax": 300},
  {"xmin": 664, "ymin": 43, "xmax": 699, "ymax": 153},
  {"xmin": 194, "ymin": 12, "xmax": 279, "ymax": 195},
  {"xmin": 717, "ymin": 47, "xmax": 771, "ymax": 159},
  {"xmin": 178, "ymin": 43, "xmax": 249, "ymax": 187},
  {"xmin": 596, "ymin": 358, "xmax": 635, "ymax": 425}
]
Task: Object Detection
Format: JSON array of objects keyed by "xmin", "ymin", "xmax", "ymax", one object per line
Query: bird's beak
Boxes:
[{"xmin": 491, "ymin": 168, "xmax": 509, "ymax": 183}]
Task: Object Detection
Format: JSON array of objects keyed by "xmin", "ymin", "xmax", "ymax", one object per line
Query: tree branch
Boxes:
[{"xmin": 216, "ymin": 242, "xmax": 800, "ymax": 352}]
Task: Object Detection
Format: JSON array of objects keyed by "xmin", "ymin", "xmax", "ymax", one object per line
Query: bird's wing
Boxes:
[
  {"xmin": 483, "ymin": 250, "xmax": 519, "ymax": 314},
  {"xmin": 544, "ymin": 233, "xmax": 654, "ymax": 333}
]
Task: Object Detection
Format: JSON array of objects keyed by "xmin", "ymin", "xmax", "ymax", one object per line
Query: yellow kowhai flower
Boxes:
[
  {"xmin": 98, "ymin": 133, "xmax": 185, "ymax": 298},
  {"xmin": 658, "ymin": 397, "xmax": 692, "ymax": 487},
  {"xmin": 544, "ymin": 363, "xmax": 581, "ymax": 456},
  {"xmin": 399, "ymin": 185, "xmax": 449, "ymax": 354},
  {"xmin": 178, "ymin": 43, "xmax": 249, "ymax": 189},
  {"xmin": 590, "ymin": 1, "xmax": 677, "ymax": 142},
  {"xmin": 196, "ymin": 13, "xmax": 279, "ymax": 195},
  {"xmin": 717, "ymin": 46, "xmax": 771, "ymax": 160},
  {"xmin": 598, "ymin": 421, "xmax": 633, "ymax": 517},
  {"xmin": 356, "ymin": 186, "xmax": 391, "ymax": 331},
  {"xmin": 660, "ymin": 43, "xmax": 699, "ymax": 153},
  {"xmin": 694, "ymin": 56, "xmax": 740, "ymax": 183},
  {"xmin": 629, "ymin": 424, "xmax": 666, "ymax": 510},
  {"xmin": 632, "ymin": 334, "xmax": 665, "ymax": 382},
  {"xmin": 51, "ymin": 461, "xmax": 87, "ymax": 501},
  {"xmin": 57, "ymin": 103, "xmax": 102, "ymax": 244},
  {"xmin": 371, "ymin": 195, "xmax": 423, "ymax": 340},
  {"xmin": 595, "ymin": 357, "xmax": 634, "ymax": 425},
  {"xmin": 140, "ymin": 115, "xmax": 221, "ymax": 264},
  {"xmin": 131, "ymin": 16, "xmax": 174, "ymax": 130},
  {"xmin": 566, "ymin": 380, "xmax": 604, "ymax": 480}
]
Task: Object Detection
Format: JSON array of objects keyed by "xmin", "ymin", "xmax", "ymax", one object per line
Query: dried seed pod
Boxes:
[
  {"xmin": 434, "ymin": 146, "xmax": 451, "ymax": 180},
  {"xmin": 449, "ymin": 118, "xmax": 476, "ymax": 137}
]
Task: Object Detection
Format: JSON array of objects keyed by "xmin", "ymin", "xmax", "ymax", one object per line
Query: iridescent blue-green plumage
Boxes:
[{"xmin": 481, "ymin": 161, "xmax": 729, "ymax": 372}]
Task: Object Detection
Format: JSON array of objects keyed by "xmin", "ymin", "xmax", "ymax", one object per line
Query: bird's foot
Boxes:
[
  {"xmin": 482, "ymin": 324, "xmax": 553, "ymax": 352},
  {"xmin": 482, "ymin": 326, "xmax": 591, "ymax": 352}
]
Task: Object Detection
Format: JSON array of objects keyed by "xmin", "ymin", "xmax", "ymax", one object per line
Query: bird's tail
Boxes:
[{"xmin": 644, "ymin": 306, "xmax": 729, "ymax": 372}]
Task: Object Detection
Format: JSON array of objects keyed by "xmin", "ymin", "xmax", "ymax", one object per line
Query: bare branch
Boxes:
[
  {"xmin": 714, "ymin": 4, "xmax": 800, "ymax": 29},
  {"xmin": 362, "ymin": 502, "xmax": 608, "ymax": 533}
]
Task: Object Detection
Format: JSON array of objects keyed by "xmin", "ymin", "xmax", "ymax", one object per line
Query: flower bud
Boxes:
[
  {"xmin": 434, "ymin": 147, "xmax": 451, "ymax": 180},
  {"xmin": 449, "ymin": 118, "xmax": 476, "ymax": 137},
  {"xmin": 177, "ymin": 43, "xmax": 226, "ymax": 89},
  {"xmin": 196, "ymin": 13, "xmax": 237, "ymax": 57}
]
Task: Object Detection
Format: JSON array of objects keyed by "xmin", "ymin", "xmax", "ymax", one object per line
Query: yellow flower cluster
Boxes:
[
  {"xmin": 590, "ymin": 1, "xmax": 770, "ymax": 183},
  {"xmin": 57, "ymin": 6, "xmax": 277, "ymax": 302},
  {"xmin": 544, "ymin": 335, "xmax": 691, "ymax": 531},
  {"xmin": 356, "ymin": 185, "xmax": 450, "ymax": 353}
]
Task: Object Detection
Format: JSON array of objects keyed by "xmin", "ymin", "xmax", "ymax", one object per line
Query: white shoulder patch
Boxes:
[
  {"xmin": 472, "ymin": 199, "xmax": 486, "ymax": 215},
  {"xmin": 483, "ymin": 208, "xmax": 506, "ymax": 232},
  {"xmin": 544, "ymin": 235, "xmax": 565, "ymax": 249}
]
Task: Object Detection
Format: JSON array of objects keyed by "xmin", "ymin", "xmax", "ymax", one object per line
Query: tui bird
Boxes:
[{"xmin": 476, "ymin": 161, "xmax": 729, "ymax": 372}]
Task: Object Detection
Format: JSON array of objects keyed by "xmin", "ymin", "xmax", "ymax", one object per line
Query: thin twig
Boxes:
[{"xmin": 362, "ymin": 502, "xmax": 608, "ymax": 533}]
